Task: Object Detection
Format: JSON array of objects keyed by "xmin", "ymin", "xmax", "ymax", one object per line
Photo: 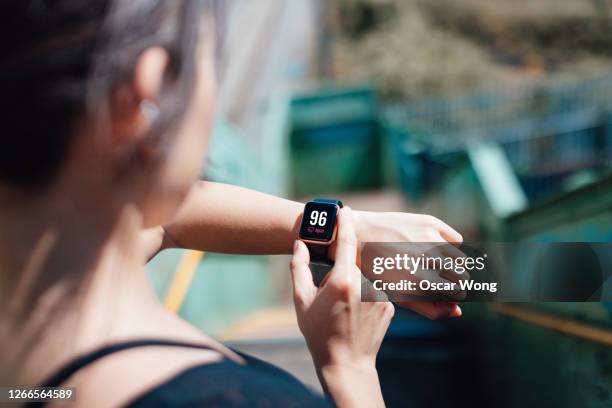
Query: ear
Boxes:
[
  {"xmin": 134, "ymin": 46, "xmax": 169, "ymax": 103},
  {"xmin": 110, "ymin": 47, "xmax": 169, "ymax": 149}
]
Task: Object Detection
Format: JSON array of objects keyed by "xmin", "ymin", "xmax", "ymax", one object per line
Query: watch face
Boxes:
[{"xmin": 299, "ymin": 201, "xmax": 339, "ymax": 242}]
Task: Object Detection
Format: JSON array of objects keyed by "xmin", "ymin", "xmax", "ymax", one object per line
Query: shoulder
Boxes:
[
  {"xmin": 126, "ymin": 356, "xmax": 332, "ymax": 408},
  {"xmin": 59, "ymin": 343, "xmax": 228, "ymax": 407}
]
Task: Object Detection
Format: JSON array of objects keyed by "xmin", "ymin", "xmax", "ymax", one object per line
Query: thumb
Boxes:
[
  {"xmin": 290, "ymin": 240, "xmax": 316, "ymax": 311},
  {"xmin": 328, "ymin": 207, "xmax": 358, "ymax": 286}
]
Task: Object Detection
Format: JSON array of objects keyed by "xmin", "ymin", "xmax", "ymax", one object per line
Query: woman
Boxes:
[{"xmin": 0, "ymin": 1, "xmax": 461, "ymax": 406}]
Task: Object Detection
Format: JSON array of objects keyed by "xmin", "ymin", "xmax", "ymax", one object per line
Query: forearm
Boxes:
[
  {"xmin": 162, "ymin": 181, "xmax": 304, "ymax": 254},
  {"xmin": 318, "ymin": 364, "xmax": 385, "ymax": 408}
]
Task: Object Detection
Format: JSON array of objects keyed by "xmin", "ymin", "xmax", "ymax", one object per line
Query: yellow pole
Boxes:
[
  {"xmin": 494, "ymin": 304, "xmax": 612, "ymax": 347},
  {"xmin": 163, "ymin": 250, "xmax": 205, "ymax": 313}
]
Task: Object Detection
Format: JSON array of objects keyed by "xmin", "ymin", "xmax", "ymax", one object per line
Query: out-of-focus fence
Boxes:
[
  {"xmin": 383, "ymin": 73, "xmax": 612, "ymax": 202},
  {"xmin": 289, "ymin": 86, "xmax": 381, "ymax": 197}
]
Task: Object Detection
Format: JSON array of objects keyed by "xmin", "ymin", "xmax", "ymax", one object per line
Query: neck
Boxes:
[{"xmin": 0, "ymin": 187, "xmax": 161, "ymax": 383}]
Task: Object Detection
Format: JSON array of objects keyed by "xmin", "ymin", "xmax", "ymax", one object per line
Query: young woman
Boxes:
[{"xmin": 0, "ymin": 1, "xmax": 461, "ymax": 406}]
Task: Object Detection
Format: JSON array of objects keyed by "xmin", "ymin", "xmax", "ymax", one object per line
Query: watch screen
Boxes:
[{"xmin": 300, "ymin": 202, "xmax": 338, "ymax": 242}]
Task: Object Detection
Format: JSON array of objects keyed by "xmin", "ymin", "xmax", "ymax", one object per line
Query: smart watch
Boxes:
[{"xmin": 298, "ymin": 198, "xmax": 343, "ymax": 286}]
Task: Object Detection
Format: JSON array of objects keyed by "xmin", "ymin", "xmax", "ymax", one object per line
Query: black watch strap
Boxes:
[
  {"xmin": 312, "ymin": 198, "xmax": 344, "ymax": 207},
  {"xmin": 307, "ymin": 243, "xmax": 332, "ymax": 287},
  {"xmin": 306, "ymin": 242, "xmax": 332, "ymax": 266}
]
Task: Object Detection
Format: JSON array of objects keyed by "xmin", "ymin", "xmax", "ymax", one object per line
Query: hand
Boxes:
[
  {"xmin": 290, "ymin": 207, "xmax": 392, "ymax": 408},
  {"xmin": 353, "ymin": 211, "xmax": 463, "ymax": 243},
  {"xmin": 334, "ymin": 210, "xmax": 464, "ymax": 319}
]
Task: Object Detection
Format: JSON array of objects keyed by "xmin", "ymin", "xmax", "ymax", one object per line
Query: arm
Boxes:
[
  {"xmin": 143, "ymin": 181, "xmax": 303, "ymax": 257},
  {"xmin": 142, "ymin": 180, "xmax": 463, "ymax": 318},
  {"xmin": 145, "ymin": 181, "xmax": 462, "ymax": 256}
]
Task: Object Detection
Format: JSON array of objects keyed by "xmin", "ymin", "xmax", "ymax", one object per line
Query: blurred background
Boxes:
[{"xmin": 147, "ymin": 1, "xmax": 612, "ymax": 406}]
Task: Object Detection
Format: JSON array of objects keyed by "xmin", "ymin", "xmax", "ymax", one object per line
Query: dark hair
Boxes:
[{"xmin": 0, "ymin": 0, "xmax": 220, "ymax": 189}]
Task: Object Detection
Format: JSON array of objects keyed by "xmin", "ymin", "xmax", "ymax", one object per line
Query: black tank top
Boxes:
[{"xmin": 27, "ymin": 339, "xmax": 331, "ymax": 407}]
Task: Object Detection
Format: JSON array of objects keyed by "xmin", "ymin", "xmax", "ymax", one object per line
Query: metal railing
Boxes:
[{"xmin": 383, "ymin": 73, "xmax": 612, "ymax": 182}]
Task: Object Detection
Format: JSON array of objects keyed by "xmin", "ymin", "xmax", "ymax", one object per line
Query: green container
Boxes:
[
  {"xmin": 289, "ymin": 86, "xmax": 382, "ymax": 197},
  {"xmin": 503, "ymin": 173, "xmax": 612, "ymax": 241},
  {"xmin": 463, "ymin": 303, "xmax": 599, "ymax": 408},
  {"xmin": 459, "ymin": 156, "xmax": 612, "ymax": 407}
]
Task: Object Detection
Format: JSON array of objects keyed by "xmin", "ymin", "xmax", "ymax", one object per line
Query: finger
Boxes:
[
  {"xmin": 333, "ymin": 207, "xmax": 357, "ymax": 267},
  {"xmin": 327, "ymin": 239, "xmax": 363, "ymax": 267},
  {"xmin": 328, "ymin": 207, "xmax": 358, "ymax": 286},
  {"xmin": 361, "ymin": 275, "xmax": 387, "ymax": 302},
  {"xmin": 412, "ymin": 270, "xmax": 465, "ymax": 300},
  {"xmin": 290, "ymin": 240, "xmax": 316, "ymax": 310},
  {"xmin": 432, "ymin": 219, "xmax": 463, "ymax": 245},
  {"xmin": 419, "ymin": 302, "xmax": 461, "ymax": 318},
  {"xmin": 439, "ymin": 268, "xmax": 461, "ymax": 283},
  {"xmin": 439, "ymin": 268, "xmax": 470, "ymax": 286},
  {"xmin": 397, "ymin": 301, "xmax": 461, "ymax": 319},
  {"xmin": 437, "ymin": 241, "xmax": 466, "ymax": 260},
  {"xmin": 423, "ymin": 241, "xmax": 470, "ymax": 282},
  {"xmin": 452, "ymin": 304, "xmax": 462, "ymax": 317}
]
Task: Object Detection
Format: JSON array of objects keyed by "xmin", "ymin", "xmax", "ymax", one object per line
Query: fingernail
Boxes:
[
  {"xmin": 451, "ymin": 305, "xmax": 462, "ymax": 317},
  {"xmin": 293, "ymin": 240, "xmax": 300, "ymax": 251},
  {"xmin": 442, "ymin": 303, "xmax": 460, "ymax": 317}
]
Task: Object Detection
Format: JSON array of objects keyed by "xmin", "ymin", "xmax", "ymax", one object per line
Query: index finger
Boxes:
[
  {"xmin": 333, "ymin": 206, "xmax": 358, "ymax": 268},
  {"xmin": 431, "ymin": 218, "xmax": 463, "ymax": 245}
]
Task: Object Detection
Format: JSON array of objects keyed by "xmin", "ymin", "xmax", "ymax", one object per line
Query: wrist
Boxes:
[
  {"xmin": 352, "ymin": 209, "xmax": 365, "ymax": 235},
  {"xmin": 310, "ymin": 347, "xmax": 377, "ymax": 384},
  {"xmin": 318, "ymin": 363, "xmax": 383, "ymax": 408},
  {"xmin": 319, "ymin": 361, "xmax": 378, "ymax": 380},
  {"xmin": 291, "ymin": 201, "xmax": 306, "ymax": 241}
]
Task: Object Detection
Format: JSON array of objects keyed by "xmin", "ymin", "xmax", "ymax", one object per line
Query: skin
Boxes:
[
  {"xmin": 141, "ymin": 181, "xmax": 464, "ymax": 318},
  {"xmin": 0, "ymin": 13, "xmax": 463, "ymax": 408},
  {"xmin": 1, "ymin": 21, "xmax": 236, "ymax": 407},
  {"xmin": 290, "ymin": 207, "xmax": 393, "ymax": 408}
]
